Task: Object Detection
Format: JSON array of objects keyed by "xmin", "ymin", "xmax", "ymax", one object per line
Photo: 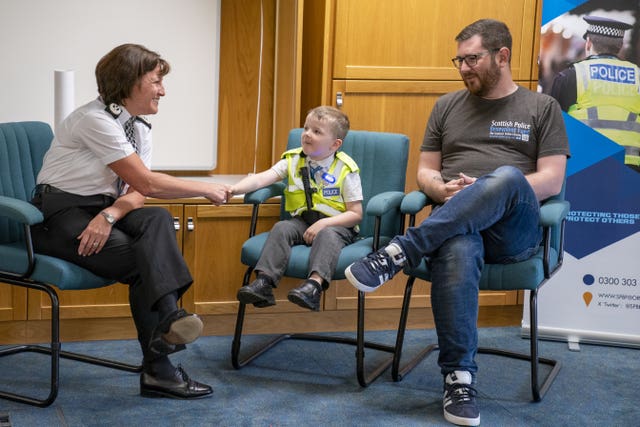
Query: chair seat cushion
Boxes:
[
  {"xmin": 0, "ymin": 242, "xmax": 114, "ymax": 290},
  {"xmin": 241, "ymin": 232, "xmax": 392, "ymax": 280},
  {"xmin": 403, "ymin": 246, "xmax": 559, "ymax": 291}
]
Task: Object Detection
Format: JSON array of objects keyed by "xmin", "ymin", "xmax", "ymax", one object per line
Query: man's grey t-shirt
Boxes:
[{"xmin": 421, "ymin": 86, "xmax": 570, "ymax": 182}]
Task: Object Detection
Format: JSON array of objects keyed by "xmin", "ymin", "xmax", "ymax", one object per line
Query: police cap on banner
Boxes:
[{"xmin": 583, "ymin": 15, "xmax": 632, "ymax": 40}]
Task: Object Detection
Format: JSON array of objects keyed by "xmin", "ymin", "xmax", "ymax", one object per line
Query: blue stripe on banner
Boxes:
[
  {"xmin": 564, "ymin": 112, "xmax": 625, "ymax": 177},
  {"xmin": 542, "ymin": 0, "xmax": 590, "ymax": 25},
  {"xmin": 565, "ymin": 157, "xmax": 640, "ymax": 259}
]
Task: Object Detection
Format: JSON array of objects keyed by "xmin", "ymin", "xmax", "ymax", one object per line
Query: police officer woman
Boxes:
[{"xmin": 31, "ymin": 44, "xmax": 229, "ymax": 399}]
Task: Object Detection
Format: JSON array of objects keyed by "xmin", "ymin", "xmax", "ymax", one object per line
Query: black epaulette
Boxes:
[
  {"xmin": 105, "ymin": 103, "xmax": 122, "ymax": 118},
  {"xmin": 136, "ymin": 115, "xmax": 152, "ymax": 129}
]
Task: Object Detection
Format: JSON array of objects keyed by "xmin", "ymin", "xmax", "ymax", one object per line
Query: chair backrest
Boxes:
[
  {"xmin": 284, "ymin": 128, "xmax": 409, "ymax": 238},
  {"xmin": 0, "ymin": 121, "xmax": 53, "ymax": 244}
]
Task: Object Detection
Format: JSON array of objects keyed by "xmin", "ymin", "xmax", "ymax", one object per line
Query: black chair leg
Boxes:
[
  {"xmin": 527, "ymin": 288, "xmax": 561, "ymax": 401},
  {"xmin": 0, "ymin": 280, "xmax": 141, "ymax": 408},
  {"xmin": 0, "ymin": 281, "xmax": 60, "ymax": 407},
  {"xmin": 355, "ymin": 290, "xmax": 394, "ymax": 387},
  {"xmin": 231, "ymin": 277, "xmax": 396, "ymax": 387},
  {"xmin": 392, "ymin": 276, "xmax": 437, "ymax": 382},
  {"xmin": 231, "ymin": 267, "xmax": 291, "ymax": 369},
  {"xmin": 391, "ymin": 276, "xmax": 560, "ymax": 401},
  {"xmin": 231, "ymin": 300, "xmax": 290, "ymax": 369},
  {"xmin": 477, "ymin": 289, "xmax": 560, "ymax": 402}
]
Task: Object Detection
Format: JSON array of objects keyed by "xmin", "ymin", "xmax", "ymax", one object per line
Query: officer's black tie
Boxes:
[
  {"xmin": 124, "ymin": 117, "xmax": 138, "ymax": 153},
  {"xmin": 119, "ymin": 117, "xmax": 138, "ymax": 195}
]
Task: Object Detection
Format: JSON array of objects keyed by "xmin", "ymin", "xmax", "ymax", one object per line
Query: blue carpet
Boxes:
[{"xmin": 0, "ymin": 327, "xmax": 638, "ymax": 426}]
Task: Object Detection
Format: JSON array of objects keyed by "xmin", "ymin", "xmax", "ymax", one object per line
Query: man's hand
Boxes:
[{"xmin": 442, "ymin": 173, "xmax": 476, "ymax": 202}]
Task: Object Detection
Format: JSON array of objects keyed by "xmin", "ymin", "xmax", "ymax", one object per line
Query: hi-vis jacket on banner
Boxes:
[
  {"xmin": 283, "ymin": 147, "xmax": 358, "ymax": 218},
  {"xmin": 568, "ymin": 56, "xmax": 640, "ymax": 168},
  {"xmin": 550, "ymin": 15, "xmax": 640, "ymax": 171}
]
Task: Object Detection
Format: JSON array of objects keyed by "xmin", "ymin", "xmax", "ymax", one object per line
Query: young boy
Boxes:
[{"xmin": 230, "ymin": 106, "xmax": 363, "ymax": 311}]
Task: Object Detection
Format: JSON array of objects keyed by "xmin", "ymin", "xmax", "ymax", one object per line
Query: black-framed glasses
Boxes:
[{"xmin": 451, "ymin": 48, "xmax": 501, "ymax": 69}]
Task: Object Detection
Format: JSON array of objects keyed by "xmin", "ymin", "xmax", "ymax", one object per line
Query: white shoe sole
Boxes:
[
  {"xmin": 443, "ymin": 409, "xmax": 480, "ymax": 426},
  {"xmin": 345, "ymin": 265, "xmax": 379, "ymax": 293}
]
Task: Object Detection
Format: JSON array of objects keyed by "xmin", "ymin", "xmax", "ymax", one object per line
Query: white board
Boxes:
[{"xmin": 0, "ymin": 0, "xmax": 220, "ymax": 170}]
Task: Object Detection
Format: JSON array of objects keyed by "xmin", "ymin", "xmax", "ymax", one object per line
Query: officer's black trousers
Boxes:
[{"xmin": 30, "ymin": 190, "xmax": 193, "ymax": 361}]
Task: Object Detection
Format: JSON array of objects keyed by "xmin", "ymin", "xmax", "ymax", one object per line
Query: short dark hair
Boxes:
[
  {"xmin": 588, "ymin": 33, "xmax": 624, "ymax": 55},
  {"xmin": 455, "ymin": 19, "xmax": 513, "ymax": 62},
  {"xmin": 307, "ymin": 106, "xmax": 350, "ymax": 140},
  {"xmin": 95, "ymin": 44, "xmax": 170, "ymax": 106}
]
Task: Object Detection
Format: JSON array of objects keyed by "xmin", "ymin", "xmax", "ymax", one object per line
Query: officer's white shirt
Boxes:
[
  {"xmin": 37, "ymin": 98, "xmax": 152, "ymax": 198},
  {"xmin": 270, "ymin": 154, "xmax": 363, "ymax": 203}
]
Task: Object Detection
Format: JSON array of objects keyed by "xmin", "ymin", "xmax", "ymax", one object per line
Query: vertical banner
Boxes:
[{"xmin": 524, "ymin": 0, "xmax": 640, "ymax": 348}]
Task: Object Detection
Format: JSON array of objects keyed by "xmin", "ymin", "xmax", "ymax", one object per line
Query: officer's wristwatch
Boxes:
[{"xmin": 100, "ymin": 211, "xmax": 116, "ymax": 225}]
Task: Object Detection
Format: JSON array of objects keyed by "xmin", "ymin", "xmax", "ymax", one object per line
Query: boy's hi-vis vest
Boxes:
[
  {"xmin": 568, "ymin": 57, "xmax": 640, "ymax": 167},
  {"xmin": 283, "ymin": 147, "xmax": 359, "ymax": 218}
]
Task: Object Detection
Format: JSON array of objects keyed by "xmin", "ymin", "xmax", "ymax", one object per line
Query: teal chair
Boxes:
[
  {"xmin": 0, "ymin": 121, "xmax": 141, "ymax": 407},
  {"xmin": 392, "ymin": 185, "xmax": 569, "ymax": 401},
  {"xmin": 232, "ymin": 128, "xmax": 409, "ymax": 386}
]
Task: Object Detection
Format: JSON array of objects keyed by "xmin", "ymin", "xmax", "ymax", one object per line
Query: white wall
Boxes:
[{"xmin": 0, "ymin": 0, "xmax": 220, "ymax": 170}]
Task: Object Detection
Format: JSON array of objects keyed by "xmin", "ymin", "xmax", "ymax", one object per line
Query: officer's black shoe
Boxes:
[
  {"xmin": 237, "ymin": 274, "xmax": 276, "ymax": 307},
  {"xmin": 140, "ymin": 366, "xmax": 213, "ymax": 399},
  {"xmin": 287, "ymin": 279, "xmax": 322, "ymax": 311}
]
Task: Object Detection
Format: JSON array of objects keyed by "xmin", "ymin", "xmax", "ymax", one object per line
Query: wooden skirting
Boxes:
[{"xmin": 0, "ymin": 305, "xmax": 522, "ymax": 345}]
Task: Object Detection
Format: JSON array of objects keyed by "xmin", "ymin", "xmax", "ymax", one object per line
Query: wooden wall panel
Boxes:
[
  {"xmin": 331, "ymin": 0, "xmax": 537, "ymax": 81},
  {"xmin": 216, "ymin": 0, "xmax": 277, "ymax": 175},
  {"xmin": 0, "ymin": 283, "xmax": 26, "ymax": 321}
]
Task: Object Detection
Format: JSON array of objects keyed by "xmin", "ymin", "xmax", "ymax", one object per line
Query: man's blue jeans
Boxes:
[{"xmin": 393, "ymin": 166, "xmax": 542, "ymax": 378}]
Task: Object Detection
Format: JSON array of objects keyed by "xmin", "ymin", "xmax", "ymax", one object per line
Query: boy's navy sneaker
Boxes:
[
  {"xmin": 344, "ymin": 243, "xmax": 406, "ymax": 292},
  {"xmin": 443, "ymin": 371, "xmax": 480, "ymax": 426}
]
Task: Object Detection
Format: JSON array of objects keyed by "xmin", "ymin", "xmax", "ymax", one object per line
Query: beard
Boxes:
[{"xmin": 461, "ymin": 60, "xmax": 501, "ymax": 97}]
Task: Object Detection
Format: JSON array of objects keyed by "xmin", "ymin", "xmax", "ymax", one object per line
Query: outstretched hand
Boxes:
[{"xmin": 206, "ymin": 183, "xmax": 232, "ymax": 205}]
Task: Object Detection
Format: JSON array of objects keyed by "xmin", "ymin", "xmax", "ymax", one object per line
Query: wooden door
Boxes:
[{"xmin": 330, "ymin": 0, "xmax": 538, "ymax": 81}]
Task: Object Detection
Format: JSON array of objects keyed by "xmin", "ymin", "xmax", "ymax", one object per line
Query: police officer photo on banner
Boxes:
[
  {"xmin": 539, "ymin": 2, "xmax": 639, "ymax": 172},
  {"xmin": 551, "ymin": 15, "xmax": 639, "ymax": 172},
  {"xmin": 530, "ymin": 0, "xmax": 640, "ymax": 350}
]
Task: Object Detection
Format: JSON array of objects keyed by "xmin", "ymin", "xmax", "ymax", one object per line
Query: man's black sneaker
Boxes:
[{"xmin": 443, "ymin": 371, "xmax": 480, "ymax": 426}]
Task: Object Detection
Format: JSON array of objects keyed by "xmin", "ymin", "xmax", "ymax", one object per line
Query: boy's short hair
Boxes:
[{"xmin": 307, "ymin": 106, "xmax": 350, "ymax": 140}]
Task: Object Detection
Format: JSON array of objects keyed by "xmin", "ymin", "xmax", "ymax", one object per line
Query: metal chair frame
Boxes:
[
  {"xmin": 388, "ymin": 194, "xmax": 566, "ymax": 401},
  {"xmin": 0, "ymin": 121, "xmax": 142, "ymax": 408},
  {"xmin": 231, "ymin": 199, "xmax": 404, "ymax": 387},
  {"xmin": 231, "ymin": 129, "xmax": 410, "ymax": 387}
]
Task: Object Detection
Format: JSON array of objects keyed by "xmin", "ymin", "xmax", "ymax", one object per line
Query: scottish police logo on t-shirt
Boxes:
[
  {"xmin": 489, "ymin": 119, "xmax": 532, "ymax": 142},
  {"xmin": 323, "ymin": 187, "xmax": 340, "ymax": 197}
]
